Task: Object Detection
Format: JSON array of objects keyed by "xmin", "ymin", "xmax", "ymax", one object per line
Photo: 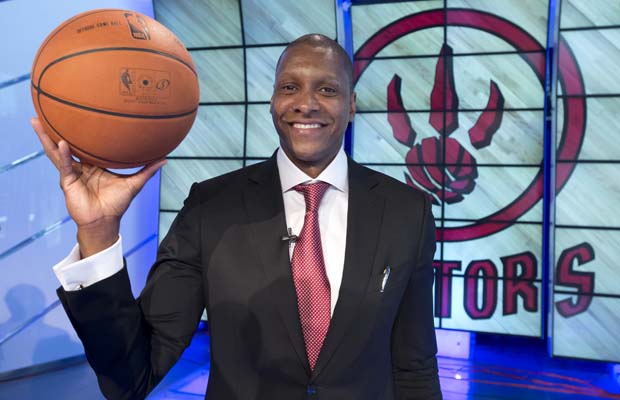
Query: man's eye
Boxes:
[
  {"xmin": 281, "ymin": 85, "xmax": 297, "ymax": 92},
  {"xmin": 320, "ymin": 87, "xmax": 337, "ymax": 95}
]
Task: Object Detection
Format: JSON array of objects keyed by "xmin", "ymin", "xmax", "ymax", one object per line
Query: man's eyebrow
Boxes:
[
  {"xmin": 275, "ymin": 74, "xmax": 343, "ymax": 84},
  {"xmin": 318, "ymin": 80, "xmax": 344, "ymax": 89}
]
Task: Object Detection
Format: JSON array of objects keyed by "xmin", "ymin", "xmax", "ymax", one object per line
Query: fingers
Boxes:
[
  {"xmin": 127, "ymin": 158, "xmax": 167, "ymax": 192},
  {"xmin": 57, "ymin": 140, "xmax": 79, "ymax": 187},
  {"xmin": 31, "ymin": 117, "xmax": 60, "ymax": 168},
  {"xmin": 31, "ymin": 117, "xmax": 79, "ymax": 188}
]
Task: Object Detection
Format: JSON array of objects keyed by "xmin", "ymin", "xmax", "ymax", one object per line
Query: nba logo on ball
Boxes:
[
  {"xmin": 31, "ymin": 9, "xmax": 199, "ymax": 169},
  {"xmin": 124, "ymin": 12, "xmax": 150, "ymax": 40},
  {"xmin": 119, "ymin": 68, "xmax": 171, "ymax": 101}
]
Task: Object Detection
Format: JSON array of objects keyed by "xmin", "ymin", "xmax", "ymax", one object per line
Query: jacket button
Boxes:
[{"xmin": 306, "ymin": 385, "xmax": 317, "ymax": 395}]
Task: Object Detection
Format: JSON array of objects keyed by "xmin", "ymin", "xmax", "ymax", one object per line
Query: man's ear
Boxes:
[{"xmin": 349, "ymin": 91, "xmax": 357, "ymax": 122}]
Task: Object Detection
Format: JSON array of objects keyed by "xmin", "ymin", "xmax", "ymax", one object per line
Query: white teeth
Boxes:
[{"xmin": 293, "ymin": 123, "xmax": 321, "ymax": 129}]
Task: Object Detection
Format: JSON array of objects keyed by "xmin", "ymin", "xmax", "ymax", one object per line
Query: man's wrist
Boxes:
[{"xmin": 77, "ymin": 218, "xmax": 120, "ymax": 258}]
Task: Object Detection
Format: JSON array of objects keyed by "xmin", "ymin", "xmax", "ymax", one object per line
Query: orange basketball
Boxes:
[{"xmin": 31, "ymin": 9, "xmax": 199, "ymax": 169}]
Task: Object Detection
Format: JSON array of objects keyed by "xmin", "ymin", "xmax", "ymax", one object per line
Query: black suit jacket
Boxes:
[{"xmin": 58, "ymin": 155, "xmax": 442, "ymax": 400}]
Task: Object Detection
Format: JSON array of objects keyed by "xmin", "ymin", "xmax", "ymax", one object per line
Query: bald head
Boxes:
[{"xmin": 276, "ymin": 34, "xmax": 354, "ymax": 92}]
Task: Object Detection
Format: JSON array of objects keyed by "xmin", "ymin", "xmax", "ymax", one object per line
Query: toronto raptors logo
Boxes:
[
  {"xmin": 354, "ymin": 8, "xmax": 586, "ymax": 242},
  {"xmin": 387, "ymin": 43, "xmax": 504, "ymax": 206},
  {"xmin": 354, "ymin": 9, "xmax": 593, "ymax": 322}
]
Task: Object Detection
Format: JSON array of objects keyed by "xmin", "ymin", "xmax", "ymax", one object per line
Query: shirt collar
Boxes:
[{"xmin": 276, "ymin": 147, "xmax": 349, "ymax": 194}]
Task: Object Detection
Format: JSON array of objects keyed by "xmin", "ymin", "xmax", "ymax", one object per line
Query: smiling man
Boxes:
[
  {"xmin": 33, "ymin": 34, "xmax": 441, "ymax": 399},
  {"xmin": 270, "ymin": 36, "xmax": 355, "ymax": 178}
]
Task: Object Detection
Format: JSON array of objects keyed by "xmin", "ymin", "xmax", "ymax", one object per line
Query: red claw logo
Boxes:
[
  {"xmin": 387, "ymin": 44, "xmax": 504, "ymax": 204},
  {"xmin": 355, "ymin": 8, "xmax": 586, "ymax": 241}
]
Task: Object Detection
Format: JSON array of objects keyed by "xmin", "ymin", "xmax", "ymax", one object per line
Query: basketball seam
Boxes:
[
  {"xmin": 33, "ymin": 85, "xmax": 167, "ymax": 166},
  {"xmin": 31, "ymin": 82, "xmax": 197, "ymax": 119},
  {"xmin": 32, "ymin": 9, "xmax": 121, "ymax": 76},
  {"xmin": 35, "ymin": 47, "xmax": 196, "ymax": 90},
  {"xmin": 32, "ymin": 38, "xmax": 197, "ymax": 166}
]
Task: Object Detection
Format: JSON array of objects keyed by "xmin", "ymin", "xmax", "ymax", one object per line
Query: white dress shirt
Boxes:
[
  {"xmin": 53, "ymin": 148, "xmax": 349, "ymax": 315},
  {"xmin": 277, "ymin": 148, "xmax": 348, "ymax": 315}
]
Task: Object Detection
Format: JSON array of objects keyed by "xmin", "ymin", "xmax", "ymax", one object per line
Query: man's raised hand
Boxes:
[{"xmin": 31, "ymin": 117, "xmax": 166, "ymax": 257}]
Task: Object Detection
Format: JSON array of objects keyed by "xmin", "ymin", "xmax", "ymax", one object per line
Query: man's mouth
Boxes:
[{"xmin": 291, "ymin": 122, "xmax": 325, "ymax": 129}]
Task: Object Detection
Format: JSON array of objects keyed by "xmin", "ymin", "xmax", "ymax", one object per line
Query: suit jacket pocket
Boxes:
[{"xmin": 373, "ymin": 260, "xmax": 412, "ymax": 295}]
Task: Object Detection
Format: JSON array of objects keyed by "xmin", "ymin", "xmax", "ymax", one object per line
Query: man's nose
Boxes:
[{"xmin": 293, "ymin": 90, "xmax": 320, "ymax": 114}]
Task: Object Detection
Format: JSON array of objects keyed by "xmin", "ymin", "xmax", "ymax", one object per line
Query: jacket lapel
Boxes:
[
  {"xmin": 313, "ymin": 159, "xmax": 386, "ymax": 378},
  {"xmin": 243, "ymin": 156, "xmax": 310, "ymax": 373}
]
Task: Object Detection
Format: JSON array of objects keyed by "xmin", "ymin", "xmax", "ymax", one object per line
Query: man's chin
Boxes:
[
  {"xmin": 289, "ymin": 151, "xmax": 320, "ymax": 164},
  {"xmin": 290, "ymin": 147, "xmax": 338, "ymax": 164}
]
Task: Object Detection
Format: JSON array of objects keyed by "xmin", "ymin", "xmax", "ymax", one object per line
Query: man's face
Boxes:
[{"xmin": 270, "ymin": 44, "xmax": 356, "ymax": 177}]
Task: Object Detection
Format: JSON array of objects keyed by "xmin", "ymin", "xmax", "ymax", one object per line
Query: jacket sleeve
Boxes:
[
  {"xmin": 57, "ymin": 183, "xmax": 205, "ymax": 400},
  {"xmin": 391, "ymin": 194, "xmax": 443, "ymax": 400}
]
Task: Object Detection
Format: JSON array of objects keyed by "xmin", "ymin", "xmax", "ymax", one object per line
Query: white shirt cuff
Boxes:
[{"xmin": 53, "ymin": 235, "xmax": 124, "ymax": 291}]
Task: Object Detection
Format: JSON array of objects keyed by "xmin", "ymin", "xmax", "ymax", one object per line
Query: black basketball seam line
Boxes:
[
  {"xmin": 32, "ymin": 9, "xmax": 121, "ymax": 75},
  {"xmin": 35, "ymin": 85, "xmax": 164, "ymax": 166},
  {"xmin": 32, "ymin": 9, "xmax": 197, "ymax": 80},
  {"xmin": 31, "ymin": 81, "xmax": 197, "ymax": 120},
  {"xmin": 32, "ymin": 82, "xmax": 189, "ymax": 166},
  {"xmin": 34, "ymin": 46, "xmax": 197, "ymax": 92}
]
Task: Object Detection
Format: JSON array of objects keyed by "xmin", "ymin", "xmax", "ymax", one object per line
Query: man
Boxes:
[{"xmin": 32, "ymin": 34, "xmax": 441, "ymax": 399}]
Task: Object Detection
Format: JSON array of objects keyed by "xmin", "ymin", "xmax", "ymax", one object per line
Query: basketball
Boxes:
[{"xmin": 31, "ymin": 9, "xmax": 199, "ymax": 169}]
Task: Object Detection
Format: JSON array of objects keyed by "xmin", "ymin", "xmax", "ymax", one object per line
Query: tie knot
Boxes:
[{"xmin": 294, "ymin": 182, "xmax": 330, "ymax": 212}]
